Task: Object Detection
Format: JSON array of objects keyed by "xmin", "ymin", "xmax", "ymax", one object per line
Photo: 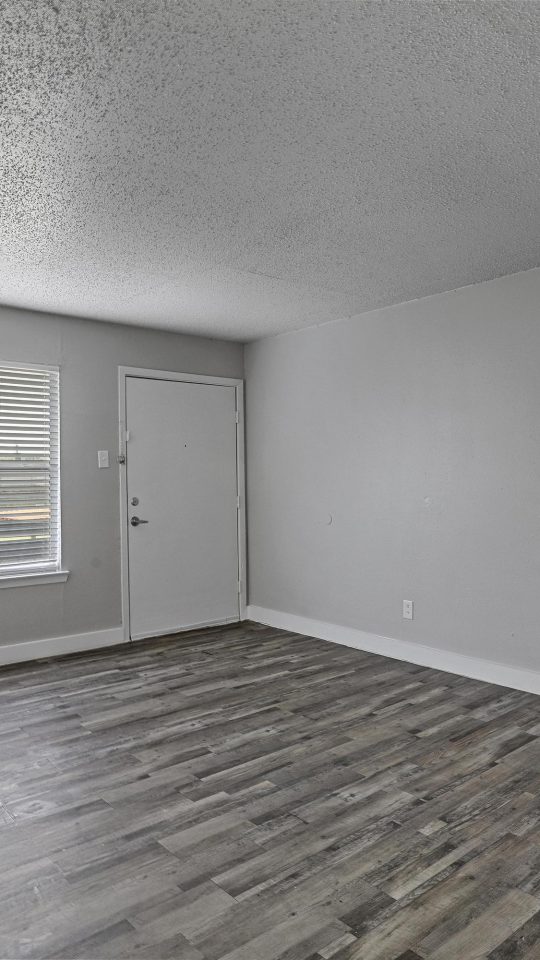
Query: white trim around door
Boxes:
[{"xmin": 118, "ymin": 367, "xmax": 247, "ymax": 644}]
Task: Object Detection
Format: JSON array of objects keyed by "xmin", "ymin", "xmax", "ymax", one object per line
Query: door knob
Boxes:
[{"xmin": 130, "ymin": 516, "xmax": 149, "ymax": 527}]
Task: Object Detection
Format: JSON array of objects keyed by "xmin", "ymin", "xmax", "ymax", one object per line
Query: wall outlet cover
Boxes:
[{"xmin": 403, "ymin": 600, "xmax": 414, "ymax": 620}]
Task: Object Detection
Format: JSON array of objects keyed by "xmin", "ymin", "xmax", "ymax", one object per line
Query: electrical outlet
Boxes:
[{"xmin": 403, "ymin": 599, "xmax": 414, "ymax": 620}]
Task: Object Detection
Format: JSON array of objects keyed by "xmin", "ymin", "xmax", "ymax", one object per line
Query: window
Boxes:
[{"xmin": 0, "ymin": 362, "xmax": 64, "ymax": 582}]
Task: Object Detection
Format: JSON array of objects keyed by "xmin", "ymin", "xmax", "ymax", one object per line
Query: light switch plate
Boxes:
[{"xmin": 97, "ymin": 450, "xmax": 110, "ymax": 469}]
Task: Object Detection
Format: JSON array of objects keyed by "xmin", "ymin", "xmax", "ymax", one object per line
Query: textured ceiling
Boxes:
[{"xmin": 1, "ymin": 1, "xmax": 540, "ymax": 341}]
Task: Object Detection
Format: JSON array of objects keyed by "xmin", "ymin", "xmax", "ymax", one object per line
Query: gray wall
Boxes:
[
  {"xmin": 0, "ymin": 306, "xmax": 243, "ymax": 645},
  {"xmin": 246, "ymin": 268, "xmax": 540, "ymax": 671}
]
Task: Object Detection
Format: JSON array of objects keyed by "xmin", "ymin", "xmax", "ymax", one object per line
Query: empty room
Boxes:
[{"xmin": 2, "ymin": 1, "xmax": 540, "ymax": 958}]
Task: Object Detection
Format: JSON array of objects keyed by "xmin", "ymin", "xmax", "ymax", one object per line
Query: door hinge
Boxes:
[
  {"xmin": 236, "ymin": 495, "xmax": 240, "ymax": 510},
  {"xmin": 237, "ymin": 579, "xmax": 242, "ymax": 595},
  {"xmin": 235, "ymin": 410, "xmax": 239, "ymax": 424}
]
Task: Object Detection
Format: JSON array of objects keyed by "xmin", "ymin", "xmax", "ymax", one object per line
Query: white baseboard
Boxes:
[
  {"xmin": 0, "ymin": 626, "xmax": 126, "ymax": 667},
  {"xmin": 247, "ymin": 605, "xmax": 540, "ymax": 697}
]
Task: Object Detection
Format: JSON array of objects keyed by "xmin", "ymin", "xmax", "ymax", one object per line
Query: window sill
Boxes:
[{"xmin": 0, "ymin": 570, "xmax": 70, "ymax": 589}]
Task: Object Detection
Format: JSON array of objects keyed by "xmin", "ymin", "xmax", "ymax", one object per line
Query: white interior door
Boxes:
[{"xmin": 125, "ymin": 376, "xmax": 240, "ymax": 640}]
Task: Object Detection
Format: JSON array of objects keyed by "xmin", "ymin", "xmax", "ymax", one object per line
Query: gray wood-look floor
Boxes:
[{"xmin": 1, "ymin": 623, "xmax": 540, "ymax": 960}]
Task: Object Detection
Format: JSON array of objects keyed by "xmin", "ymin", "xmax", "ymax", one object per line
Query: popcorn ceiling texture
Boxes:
[{"xmin": 1, "ymin": 0, "xmax": 540, "ymax": 340}]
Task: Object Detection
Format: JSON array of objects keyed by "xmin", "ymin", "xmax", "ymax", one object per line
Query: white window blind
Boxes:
[{"xmin": 0, "ymin": 362, "xmax": 61, "ymax": 573}]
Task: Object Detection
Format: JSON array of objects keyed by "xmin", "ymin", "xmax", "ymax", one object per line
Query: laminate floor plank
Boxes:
[{"xmin": 1, "ymin": 621, "xmax": 540, "ymax": 959}]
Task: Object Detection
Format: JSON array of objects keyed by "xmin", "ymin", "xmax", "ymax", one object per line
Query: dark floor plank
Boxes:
[{"xmin": 0, "ymin": 621, "xmax": 540, "ymax": 959}]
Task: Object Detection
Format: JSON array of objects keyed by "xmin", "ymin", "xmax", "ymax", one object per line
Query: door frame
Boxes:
[{"xmin": 118, "ymin": 366, "xmax": 246, "ymax": 643}]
